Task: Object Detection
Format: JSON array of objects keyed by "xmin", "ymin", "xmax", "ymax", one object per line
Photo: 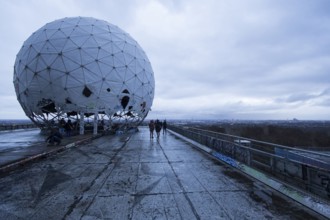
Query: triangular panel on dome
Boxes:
[
  {"xmin": 64, "ymin": 49, "xmax": 83, "ymax": 66},
  {"xmin": 62, "ymin": 38, "xmax": 79, "ymax": 52},
  {"xmin": 40, "ymin": 41, "xmax": 59, "ymax": 53},
  {"xmin": 113, "ymin": 53, "xmax": 126, "ymax": 67},
  {"xmin": 51, "ymin": 56, "xmax": 66, "ymax": 72},
  {"xmin": 25, "ymin": 47, "xmax": 39, "ymax": 64},
  {"xmin": 68, "ymin": 68, "xmax": 87, "ymax": 84},
  {"xmin": 59, "ymin": 19, "xmax": 77, "ymax": 28},
  {"xmin": 48, "ymin": 38, "xmax": 67, "ymax": 52},
  {"xmin": 97, "ymin": 48, "xmax": 113, "ymax": 60},
  {"xmin": 65, "ymin": 74, "xmax": 85, "ymax": 88},
  {"xmin": 32, "ymin": 30, "xmax": 48, "ymax": 44},
  {"xmin": 81, "ymin": 36, "xmax": 99, "ymax": 48},
  {"xmin": 84, "ymin": 62, "xmax": 103, "ymax": 77},
  {"xmin": 97, "ymin": 60, "xmax": 114, "ymax": 74},
  {"xmin": 91, "ymin": 25, "xmax": 109, "ymax": 35},
  {"xmin": 39, "ymin": 53, "xmax": 58, "ymax": 67},
  {"xmin": 69, "ymin": 35, "xmax": 90, "ymax": 47},
  {"xmin": 24, "ymin": 68, "xmax": 36, "ymax": 86},
  {"xmin": 29, "ymin": 56, "xmax": 47, "ymax": 73},
  {"xmin": 80, "ymin": 48, "xmax": 98, "ymax": 64},
  {"xmin": 111, "ymin": 39, "xmax": 125, "ymax": 51},
  {"xmin": 61, "ymin": 54, "xmax": 80, "ymax": 72},
  {"xmin": 92, "ymin": 36, "xmax": 112, "ymax": 49},
  {"xmin": 19, "ymin": 46, "xmax": 33, "ymax": 61},
  {"xmin": 123, "ymin": 53, "xmax": 135, "ymax": 66},
  {"xmin": 77, "ymin": 25, "xmax": 93, "ymax": 35},
  {"xmin": 82, "ymin": 68, "xmax": 101, "ymax": 84},
  {"xmin": 50, "ymin": 30, "xmax": 67, "ymax": 40},
  {"xmin": 125, "ymin": 78, "xmax": 142, "ymax": 95},
  {"xmin": 123, "ymin": 43, "xmax": 137, "ymax": 57},
  {"xmin": 49, "ymin": 69, "xmax": 67, "ymax": 82},
  {"xmin": 113, "ymin": 66, "xmax": 126, "ymax": 80}
]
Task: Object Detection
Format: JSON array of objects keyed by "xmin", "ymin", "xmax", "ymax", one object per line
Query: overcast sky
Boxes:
[{"xmin": 1, "ymin": 0, "xmax": 330, "ymax": 120}]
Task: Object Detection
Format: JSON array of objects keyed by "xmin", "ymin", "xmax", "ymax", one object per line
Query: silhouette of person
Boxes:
[
  {"xmin": 149, "ymin": 120, "xmax": 155, "ymax": 138},
  {"xmin": 155, "ymin": 119, "xmax": 162, "ymax": 138},
  {"xmin": 162, "ymin": 120, "xmax": 167, "ymax": 134}
]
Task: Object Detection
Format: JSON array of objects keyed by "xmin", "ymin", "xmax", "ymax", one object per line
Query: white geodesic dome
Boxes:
[{"xmin": 13, "ymin": 17, "xmax": 155, "ymax": 130}]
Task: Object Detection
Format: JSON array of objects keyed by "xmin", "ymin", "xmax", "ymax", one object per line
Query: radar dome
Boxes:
[{"xmin": 13, "ymin": 17, "xmax": 155, "ymax": 131}]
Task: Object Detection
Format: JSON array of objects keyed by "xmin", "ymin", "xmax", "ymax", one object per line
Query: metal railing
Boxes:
[
  {"xmin": 169, "ymin": 125, "xmax": 330, "ymax": 201},
  {"xmin": 0, "ymin": 124, "xmax": 37, "ymax": 131}
]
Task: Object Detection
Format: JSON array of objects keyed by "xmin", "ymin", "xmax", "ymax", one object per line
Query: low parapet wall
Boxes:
[
  {"xmin": 168, "ymin": 125, "xmax": 330, "ymax": 202},
  {"xmin": 0, "ymin": 124, "xmax": 37, "ymax": 131}
]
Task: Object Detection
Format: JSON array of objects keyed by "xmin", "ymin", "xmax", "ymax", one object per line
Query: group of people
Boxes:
[
  {"xmin": 148, "ymin": 119, "xmax": 167, "ymax": 139},
  {"xmin": 46, "ymin": 118, "xmax": 74, "ymax": 146}
]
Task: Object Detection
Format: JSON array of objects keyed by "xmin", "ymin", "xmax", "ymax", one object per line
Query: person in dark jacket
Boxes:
[
  {"xmin": 155, "ymin": 119, "xmax": 162, "ymax": 139},
  {"xmin": 162, "ymin": 120, "xmax": 167, "ymax": 134},
  {"xmin": 148, "ymin": 120, "xmax": 155, "ymax": 138}
]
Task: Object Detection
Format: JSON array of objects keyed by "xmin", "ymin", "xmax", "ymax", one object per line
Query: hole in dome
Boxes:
[
  {"xmin": 65, "ymin": 98, "xmax": 72, "ymax": 104},
  {"xmin": 121, "ymin": 96, "xmax": 130, "ymax": 109},
  {"xmin": 122, "ymin": 89, "xmax": 130, "ymax": 94},
  {"xmin": 128, "ymin": 106, "xmax": 133, "ymax": 110},
  {"xmin": 38, "ymin": 99, "xmax": 56, "ymax": 113},
  {"xmin": 106, "ymin": 88, "xmax": 111, "ymax": 92},
  {"xmin": 82, "ymin": 86, "xmax": 92, "ymax": 97}
]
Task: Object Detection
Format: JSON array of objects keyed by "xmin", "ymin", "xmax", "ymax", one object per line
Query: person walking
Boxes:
[
  {"xmin": 65, "ymin": 119, "xmax": 73, "ymax": 137},
  {"xmin": 155, "ymin": 119, "xmax": 162, "ymax": 139},
  {"xmin": 148, "ymin": 120, "xmax": 155, "ymax": 138},
  {"xmin": 162, "ymin": 120, "xmax": 167, "ymax": 134}
]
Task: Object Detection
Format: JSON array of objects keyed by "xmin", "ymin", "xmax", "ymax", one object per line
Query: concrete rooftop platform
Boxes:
[{"xmin": 0, "ymin": 127, "xmax": 324, "ymax": 219}]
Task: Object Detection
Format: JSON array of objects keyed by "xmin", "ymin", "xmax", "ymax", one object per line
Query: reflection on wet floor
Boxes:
[
  {"xmin": 0, "ymin": 129, "xmax": 44, "ymax": 150},
  {"xmin": 223, "ymin": 168, "xmax": 320, "ymax": 219}
]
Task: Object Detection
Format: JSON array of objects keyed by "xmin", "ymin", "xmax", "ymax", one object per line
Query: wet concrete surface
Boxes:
[
  {"xmin": 0, "ymin": 127, "xmax": 325, "ymax": 219},
  {"xmin": 0, "ymin": 129, "xmax": 93, "ymax": 168}
]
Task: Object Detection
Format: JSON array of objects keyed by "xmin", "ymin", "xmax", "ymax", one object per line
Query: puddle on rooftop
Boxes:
[{"xmin": 223, "ymin": 169, "xmax": 322, "ymax": 220}]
